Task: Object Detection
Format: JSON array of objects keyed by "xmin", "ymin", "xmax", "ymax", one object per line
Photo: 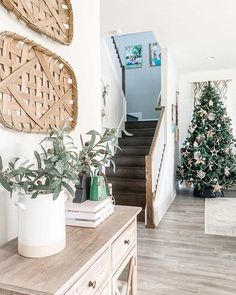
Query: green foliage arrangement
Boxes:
[
  {"xmin": 177, "ymin": 82, "xmax": 236, "ymax": 193},
  {"xmin": 0, "ymin": 128, "xmax": 119, "ymax": 200},
  {"xmin": 78, "ymin": 128, "xmax": 121, "ymax": 176}
]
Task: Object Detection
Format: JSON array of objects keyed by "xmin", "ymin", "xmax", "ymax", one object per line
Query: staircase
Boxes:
[{"xmin": 106, "ymin": 120, "xmax": 158, "ymax": 221}]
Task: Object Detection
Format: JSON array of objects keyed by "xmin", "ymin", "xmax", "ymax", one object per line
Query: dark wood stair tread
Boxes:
[
  {"xmin": 125, "ymin": 121, "xmax": 158, "ymax": 129},
  {"xmin": 113, "ymin": 192, "xmax": 146, "ymax": 207},
  {"xmin": 105, "ymin": 120, "xmax": 158, "ymax": 222},
  {"xmin": 119, "ymin": 137, "xmax": 153, "ymax": 146}
]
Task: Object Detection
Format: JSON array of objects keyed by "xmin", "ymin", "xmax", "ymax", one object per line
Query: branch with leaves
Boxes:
[{"xmin": 0, "ymin": 128, "xmax": 123, "ymax": 200}]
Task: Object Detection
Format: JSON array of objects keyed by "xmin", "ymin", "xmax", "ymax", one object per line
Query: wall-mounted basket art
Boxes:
[
  {"xmin": 0, "ymin": 31, "xmax": 78, "ymax": 133},
  {"xmin": 1, "ymin": 0, "xmax": 73, "ymax": 45}
]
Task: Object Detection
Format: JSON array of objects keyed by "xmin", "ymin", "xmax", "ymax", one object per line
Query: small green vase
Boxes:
[{"xmin": 89, "ymin": 176, "xmax": 108, "ymax": 201}]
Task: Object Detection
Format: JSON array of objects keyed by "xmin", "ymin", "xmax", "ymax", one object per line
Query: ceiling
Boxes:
[{"xmin": 101, "ymin": 0, "xmax": 236, "ymax": 73}]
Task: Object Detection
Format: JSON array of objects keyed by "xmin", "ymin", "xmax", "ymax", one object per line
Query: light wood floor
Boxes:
[{"xmin": 137, "ymin": 191, "xmax": 236, "ymax": 295}]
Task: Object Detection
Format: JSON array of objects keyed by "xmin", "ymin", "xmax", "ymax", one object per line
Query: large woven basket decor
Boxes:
[
  {"xmin": 0, "ymin": 32, "xmax": 78, "ymax": 133},
  {"xmin": 1, "ymin": 0, "xmax": 73, "ymax": 45}
]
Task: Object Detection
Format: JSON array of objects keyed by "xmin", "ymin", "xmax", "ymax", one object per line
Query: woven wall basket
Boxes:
[
  {"xmin": 0, "ymin": 31, "xmax": 78, "ymax": 133},
  {"xmin": 1, "ymin": 0, "xmax": 73, "ymax": 45}
]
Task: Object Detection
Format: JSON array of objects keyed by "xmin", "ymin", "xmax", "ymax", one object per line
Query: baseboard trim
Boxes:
[{"xmin": 156, "ymin": 192, "xmax": 176, "ymax": 226}]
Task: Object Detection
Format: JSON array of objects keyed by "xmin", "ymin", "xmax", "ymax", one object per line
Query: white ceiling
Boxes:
[{"xmin": 101, "ymin": 0, "xmax": 236, "ymax": 73}]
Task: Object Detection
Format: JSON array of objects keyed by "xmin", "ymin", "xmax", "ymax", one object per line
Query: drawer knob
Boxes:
[
  {"xmin": 88, "ymin": 280, "xmax": 97, "ymax": 289},
  {"xmin": 124, "ymin": 239, "xmax": 130, "ymax": 245}
]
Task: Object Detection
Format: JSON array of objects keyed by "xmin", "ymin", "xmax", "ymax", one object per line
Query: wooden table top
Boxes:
[{"xmin": 0, "ymin": 206, "xmax": 141, "ymax": 295}]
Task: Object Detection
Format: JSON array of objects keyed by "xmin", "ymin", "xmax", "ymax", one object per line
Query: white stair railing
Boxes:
[{"xmin": 145, "ymin": 106, "xmax": 165, "ymax": 228}]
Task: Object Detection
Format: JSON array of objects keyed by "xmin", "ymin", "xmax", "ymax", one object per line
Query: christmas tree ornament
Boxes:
[
  {"xmin": 177, "ymin": 82, "xmax": 236, "ymax": 198},
  {"xmin": 208, "ymin": 113, "xmax": 216, "ymax": 121},
  {"xmin": 179, "ymin": 168, "xmax": 184, "ymax": 176},
  {"xmin": 182, "ymin": 149, "xmax": 189, "ymax": 156},
  {"xmin": 196, "ymin": 134, "xmax": 206, "ymax": 141},
  {"xmin": 212, "ymin": 183, "xmax": 223, "ymax": 193},
  {"xmin": 208, "ymin": 161, "xmax": 213, "ymax": 170},
  {"xmin": 195, "ymin": 157, "xmax": 205, "ymax": 165},
  {"xmin": 211, "ymin": 148, "xmax": 218, "ymax": 156},
  {"xmin": 197, "ymin": 170, "xmax": 206, "ymax": 179},
  {"xmin": 189, "ymin": 124, "xmax": 196, "ymax": 132},
  {"xmin": 207, "ymin": 130, "xmax": 215, "ymax": 138},
  {"xmin": 194, "ymin": 151, "xmax": 201, "ymax": 159},
  {"xmin": 188, "ymin": 159, "xmax": 193, "ymax": 165},
  {"xmin": 209, "ymin": 100, "xmax": 214, "ymax": 106},
  {"xmin": 199, "ymin": 109, "xmax": 207, "ymax": 117},
  {"xmin": 185, "ymin": 181, "xmax": 192, "ymax": 189},
  {"xmin": 224, "ymin": 148, "xmax": 230, "ymax": 154},
  {"xmin": 225, "ymin": 167, "xmax": 230, "ymax": 176},
  {"xmin": 230, "ymin": 144, "xmax": 236, "ymax": 155}
]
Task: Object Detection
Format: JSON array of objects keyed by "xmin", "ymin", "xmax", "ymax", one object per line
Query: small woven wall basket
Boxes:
[
  {"xmin": 0, "ymin": 31, "xmax": 78, "ymax": 133},
  {"xmin": 1, "ymin": 0, "xmax": 73, "ymax": 45}
]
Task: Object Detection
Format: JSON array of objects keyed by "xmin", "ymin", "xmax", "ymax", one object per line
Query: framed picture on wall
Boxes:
[
  {"xmin": 149, "ymin": 43, "xmax": 161, "ymax": 67},
  {"xmin": 125, "ymin": 45, "xmax": 142, "ymax": 69}
]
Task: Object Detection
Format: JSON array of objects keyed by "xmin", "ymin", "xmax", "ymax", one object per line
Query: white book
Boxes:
[
  {"xmin": 65, "ymin": 202, "xmax": 114, "ymax": 221},
  {"xmin": 66, "ymin": 198, "xmax": 111, "ymax": 213},
  {"xmin": 66, "ymin": 206, "xmax": 114, "ymax": 228}
]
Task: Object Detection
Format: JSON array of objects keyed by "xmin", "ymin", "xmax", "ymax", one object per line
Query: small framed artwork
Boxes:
[
  {"xmin": 149, "ymin": 43, "xmax": 161, "ymax": 67},
  {"xmin": 125, "ymin": 45, "xmax": 142, "ymax": 69}
]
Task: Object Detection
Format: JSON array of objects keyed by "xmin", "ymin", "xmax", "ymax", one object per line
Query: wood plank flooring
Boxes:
[{"xmin": 137, "ymin": 190, "xmax": 236, "ymax": 294}]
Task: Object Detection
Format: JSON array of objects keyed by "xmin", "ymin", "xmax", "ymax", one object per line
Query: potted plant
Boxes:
[
  {"xmin": 0, "ymin": 128, "xmax": 121, "ymax": 258},
  {"xmin": 0, "ymin": 129, "xmax": 80, "ymax": 258}
]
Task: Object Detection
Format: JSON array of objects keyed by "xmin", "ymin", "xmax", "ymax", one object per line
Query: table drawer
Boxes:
[
  {"xmin": 65, "ymin": 249, "xmax": 110, "ymax": 295},
  {"xmin": 99, "ymin": 283, "xmax": 111, "ymax": 295},
  {"xmin": 112, "ymin": 221, "xmax": 136, "ymax": 269}
]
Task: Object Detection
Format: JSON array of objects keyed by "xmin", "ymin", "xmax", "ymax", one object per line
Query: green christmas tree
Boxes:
[{"xmin": 177, "ymin": 82, "xmax": 236, "ymax": 196}]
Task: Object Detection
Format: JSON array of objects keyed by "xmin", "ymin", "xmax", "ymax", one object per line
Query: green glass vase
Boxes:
[{"xmin": 89, "ymin": 176, "xmax": 108, "ymax": 201}]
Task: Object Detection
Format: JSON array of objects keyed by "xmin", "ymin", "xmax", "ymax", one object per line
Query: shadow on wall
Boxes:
[
  {"xmin": 114, "ymin": 31, "xmax": 161, "ymax": 120},
  {"xmin": 0, "ymin": 191, "xmax": 18, "ymax": 245}
]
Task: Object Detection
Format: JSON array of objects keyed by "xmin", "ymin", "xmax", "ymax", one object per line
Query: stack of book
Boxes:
[{"xmin": 65, "ymin": 198, "xmax": 114, "ymax": 228}]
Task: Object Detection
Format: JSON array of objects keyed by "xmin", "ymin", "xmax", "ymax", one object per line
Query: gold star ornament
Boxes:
[{"xmin": 212, "ymin": 183, "xmax": 223, "ymax": 193}]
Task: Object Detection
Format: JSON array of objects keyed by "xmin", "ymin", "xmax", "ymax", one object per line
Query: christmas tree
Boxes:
[{"xmin": 177, "ymin": 82, "xmax": 236, "ymax": 197}]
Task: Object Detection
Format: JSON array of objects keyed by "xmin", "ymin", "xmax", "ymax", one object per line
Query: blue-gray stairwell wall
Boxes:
[{"xmin": 114, "ymin": 31, "xmax": 161, "ymax": 120}]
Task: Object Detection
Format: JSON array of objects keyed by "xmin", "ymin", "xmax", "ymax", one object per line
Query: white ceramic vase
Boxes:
[{"xmin": 15, "ymin": 191, "xmax": 66, "ymax": 258}]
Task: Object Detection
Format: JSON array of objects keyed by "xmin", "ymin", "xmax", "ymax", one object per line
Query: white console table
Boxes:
[{"xmin": 0, "ymin": 205, "xmax": 141, "ymax": 295}]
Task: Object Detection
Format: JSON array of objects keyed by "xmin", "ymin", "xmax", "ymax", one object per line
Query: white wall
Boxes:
[
  {"xmin": 115, "ymin": 32, "xmax": 161, "ymax": 119},
  {"xmin": 101, "ymin": 38, "xmax": 126, "ymax": 130},
  {"xmin": 179, "ymin": 69, "xmax": 236, "ymax": 149},
  {"xmin": 154, "ymin": 49, "xmax": 178, "ymax": 225},
  {"xmin": 0, "ymin": 0, "xmax": 102, "ymax": 245}
]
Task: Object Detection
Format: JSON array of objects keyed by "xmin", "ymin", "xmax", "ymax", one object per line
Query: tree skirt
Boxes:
[
  {"xmin": 205, "ymin": 198, "xmax": 236, "ymax": 237},
  {"xmin": 193, "ymin": 187, "xmax": 224, "ymax": 198}
]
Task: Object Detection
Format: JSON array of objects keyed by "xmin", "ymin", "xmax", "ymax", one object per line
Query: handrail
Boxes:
[
  {"xmin": 145, "ymin": 106, "xmax": 165, "ymax": 228},
  {"xmin": 149, "ymin": 106, "xmax": 165, "ymax": 155},
  {"xmin": 111, "ymin": 36, "xmax": 123, "ymax": 68},
  {"xmin": 111, "ymin": 36, "xmax": 126, "ymax": 95}
]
